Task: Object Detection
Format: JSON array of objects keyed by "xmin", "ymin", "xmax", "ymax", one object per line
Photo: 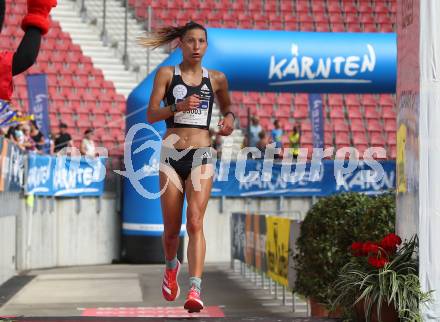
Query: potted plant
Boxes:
[
  {"xmin": 293, "ymin": 192, "xmax": 396, "ymax": 317},
  {"xmin": 332, "ymin": 233, "xmax": 431, "ymax": 322}
]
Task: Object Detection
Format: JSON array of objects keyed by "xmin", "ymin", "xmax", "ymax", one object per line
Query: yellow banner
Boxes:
[{"xmin": 266, "ymin": 216, "xmax": 291, "ymax": 287}]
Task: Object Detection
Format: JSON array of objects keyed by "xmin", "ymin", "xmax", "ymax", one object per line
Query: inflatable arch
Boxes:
[{"xmin": 122, "ymin": 28, "xmax": 396, "ymax": 262}]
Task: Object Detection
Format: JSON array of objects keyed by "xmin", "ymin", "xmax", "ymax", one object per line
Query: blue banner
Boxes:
[
  {"xmin": 0, "ymin": 137, "xmax": 25, "ymax": 192},
  {"xmin": 26, "ymin": 154, "xmax": 107, "ymax": 197},
  {"xmin": 26, "ymin": 74, "xmax": 50, "ymax": 152},
  {"xmin": 211, "ymin": 159, "xmax": 395, "ymax": 197},
  {"xmin": 308, "ymin": 94, "xmax": 325, "ymax": 148}
]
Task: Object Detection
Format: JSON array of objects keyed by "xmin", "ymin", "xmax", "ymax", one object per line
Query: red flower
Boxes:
[
  {"xmin": 351, "ymin": 242, "xmax": 365, "ymax": 256},
  {"xmin": 380, "ymin": 233, "xmax": 402, "ymax": 253},
  {"xmin": 362, "ymin": 242, "xmax": 379, "ymax": 255},
  {"xmin": 368, "ymin": 255, "xmax": 388, "ymax": 268}
]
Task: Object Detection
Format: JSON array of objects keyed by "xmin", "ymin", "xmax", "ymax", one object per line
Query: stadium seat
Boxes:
[
  {"xmin": 293, "ymin": 104, "xmax": 308, "ymax": 119},
  {"xmin": 384, "ymin": 119, "xmax": 396, "ymax": 132},
  {"xmin": 353, "ymin": 131, "xmax": 368, "ymax": 145},
  {"xmin": 335, "ymin": 131, "xmax": 351, "ymax": 146}
]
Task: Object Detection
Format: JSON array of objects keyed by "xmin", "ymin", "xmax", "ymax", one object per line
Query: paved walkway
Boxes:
[{"xmin": 0, "ymin": 263, "xmax": 340, "ymax": 321}]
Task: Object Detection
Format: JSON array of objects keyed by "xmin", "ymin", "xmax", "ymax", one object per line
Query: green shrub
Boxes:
[{"xmin": 294, "ymin": 192, "xmax": 396, "ymax": 308}]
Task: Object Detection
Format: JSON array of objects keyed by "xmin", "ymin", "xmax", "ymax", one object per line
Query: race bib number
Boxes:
[{"xmin": 174, "ymin": 100, "xmax": 209, "ymax": 126}]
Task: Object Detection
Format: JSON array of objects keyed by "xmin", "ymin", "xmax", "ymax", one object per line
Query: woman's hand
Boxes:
[
  {"xmin": 217, "ymin": 113, "xmax": 234, "ymax": 136},
  {"xmin": 176, "ymin": 94, "xmax": 200, "ymax": 112}
]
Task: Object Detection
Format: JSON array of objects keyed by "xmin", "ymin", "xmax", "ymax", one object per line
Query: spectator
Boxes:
[
  {"xmin": 0, "ymin": 125, "xmax": 8, "ymax": 137},
  {"xmin": 256, "ymin": 130, "xmax": 269, "ymax": 157},
  {"xmin": 271, "ymin": 119, "xmax": 283, "ymax": 158},
  {"xmin": 13, "ymin": 124, "xmax": 25, "ymax": 148},
  {"xmin": 54, "ymin": 123, "xmax": 72, "ymax": 153},
  {"xmin": 30, "ymin": 120, "xmax": 45, "ymax": 152},
  {"xmin": 249, "ymin": 116, "xmax": 262, "ymax": 147},
  {"xmin": 22, "ymin": 125, "xmax": 36, "ymax": 151},
  {"xmin": 48, "ymin": 132, "xmax": 55, "ymax": 154},
  {"xmin": 80, "ymin": 128, "xmax": 96, "ymax": 157},
  {"xmin": 289, "ymin": 125, "xmax": 301, "ymax": 159}
]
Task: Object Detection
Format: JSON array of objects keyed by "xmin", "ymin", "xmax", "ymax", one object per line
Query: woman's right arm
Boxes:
[{"xmin": 147, "ymin": 67, "xmax": 199, "ymax": 124}]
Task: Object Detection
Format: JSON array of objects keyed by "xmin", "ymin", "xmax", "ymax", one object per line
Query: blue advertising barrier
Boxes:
[
  {"xmin": 124, "ymin": 28, "xmax": 397, "ymax": 262},
  {"xmin": 26, "ymin": 153, "xmax": 106, "ymax": 197},
  {"xmin": 212, "ymin": 159, "xmax": 395, "ymax": 197}
]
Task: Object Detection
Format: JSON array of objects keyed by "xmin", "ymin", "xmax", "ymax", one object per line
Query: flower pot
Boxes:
[
  {"xmin": 354, "ymin": 299, "xmax": 399, "ymax": 322},
  {"xmin": 310, "ymin": 298, "xmax": 342, "ymax": 318}
]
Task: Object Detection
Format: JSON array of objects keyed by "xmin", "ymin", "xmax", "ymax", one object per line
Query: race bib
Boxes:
[{"xmin": 174, "ymin": 99, "xmax": 209, "ymax": 126}]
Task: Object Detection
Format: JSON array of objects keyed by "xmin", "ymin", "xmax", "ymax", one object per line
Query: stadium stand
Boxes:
[
  {"xmin": 2, "ymin": 0, "xmax": 397, "ymax": 159},
  {"xmin": 1, "ymin": 0, "xmax": 126, "ymax": 157}
]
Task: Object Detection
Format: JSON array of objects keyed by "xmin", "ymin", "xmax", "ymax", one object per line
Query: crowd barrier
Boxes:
[{"xmin": 231, "ymin": 212, "xmax": 301, "ymax": 291}]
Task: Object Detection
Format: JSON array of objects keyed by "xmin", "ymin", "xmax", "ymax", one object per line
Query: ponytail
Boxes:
[{"xmin": 137, "ymin": 21, "xmax": 207, "ymax": 49}]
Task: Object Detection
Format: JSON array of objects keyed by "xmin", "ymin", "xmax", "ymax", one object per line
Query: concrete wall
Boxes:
[
  {"xmin": 0, "ymin": 215, "xmax": 16, "ymax": 285},
  {"xmin": 15, "ymin": 194, "xmax": 120, "ymax": 271},
  {"xmin": 184, "ymin": 196, "xmax": 312, "ymax": 263},
  {"xmin": 0, "ymin": 191, "xmax": 22, "ymax": 285}
]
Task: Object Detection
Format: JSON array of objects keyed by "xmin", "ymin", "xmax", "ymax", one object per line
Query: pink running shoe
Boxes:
[
  {"xmin": 184, "ymin": 286, "xmax": 204, "ymax": 313},
  {"xmin": 162, "ymin": 260, "xmax": 180, "ymax": 301}
]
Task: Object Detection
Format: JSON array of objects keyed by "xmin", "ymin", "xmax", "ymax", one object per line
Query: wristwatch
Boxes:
[{"xmin": 170, "ymin": 103, "xmax": 177, "ymax": 113}]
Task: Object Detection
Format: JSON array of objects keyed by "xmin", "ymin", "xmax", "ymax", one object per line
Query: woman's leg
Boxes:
[
  {"xmin": 184, "ymin": 163, "xmax": 214, "ymax": 278},
  {"xmin": 159, "ymin": 164, "xmax": 184, "ymax": 261}
]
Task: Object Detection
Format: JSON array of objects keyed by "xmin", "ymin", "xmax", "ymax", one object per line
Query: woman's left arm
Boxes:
[{"xmin": 212, "ymin": 71, "xmax": 234, "ymax": 136}]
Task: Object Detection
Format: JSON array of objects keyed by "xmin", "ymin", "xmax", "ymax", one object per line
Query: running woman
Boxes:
[{"xmin": 140, "ymin": 22, "xmax": 235, "ymax": 313}]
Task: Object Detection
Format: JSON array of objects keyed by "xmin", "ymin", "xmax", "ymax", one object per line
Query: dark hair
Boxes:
[
  {"xmin": 138, "ymin": 21, "xmax": 207, "ymax": 49},
  {"xmin": 60, "ymin": 122, "xmax": 68, "ymax": 129},
  {"xmin": 84, "ymin": 128, "xmax": 93, "ymax": 135},
  {"xmin": 0, "ymin": 0, "xmax": 4, "ymax": 33}
]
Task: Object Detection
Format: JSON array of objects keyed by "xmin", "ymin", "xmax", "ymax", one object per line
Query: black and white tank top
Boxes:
[{"xmin": 164, "ymin": 65, "xmax": 214, "ymax": 130}]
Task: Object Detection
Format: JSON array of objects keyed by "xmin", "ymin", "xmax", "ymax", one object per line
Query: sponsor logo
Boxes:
[
  {"xmin": 173, "ymin": 85, "xmax": 187, "ymax": 100},
  {"xmin": 268, "ymin": 43, "xmax": 376, "ymax": 86}
]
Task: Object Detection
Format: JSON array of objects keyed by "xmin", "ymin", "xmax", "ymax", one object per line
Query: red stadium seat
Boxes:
[
  {"xmin": 364, "ymin": 106, "xmax": 380, "ymax": 119},
  {"xmin": 348, "ymin": 106, "xmax": 362, "ymax": 122},
  {"xmin": 370, "ymin": 133, "xmax": 385, "ymax": 146},
  {"xmin": 335, "ymin": 132, "xmax": 350, "ymax": 146},
  {"xmin": 387, "ymin": 132, "xmax": 396, "ymax": 146},
  {"xmin": 293, "ymin": 104, "xmax": 308, "ymax": 119},
  {"xmin": 379, "ymin": 94, "xmax": 395, "ymax": 107},
  {"xmin": 366, "ymin": 119, "xmax": 383, "ymax": 133},
  {"xmin": 390, "ymin": 145, "xmax": 397, "ymax": 159},
  {"xmin": 331, "ymin": 23, "xmax": 346, "ymax": 32},
  {"xmin": 384, "ymin": 119, "xmax": 396, "ymax": 132},
  {"xmin": 300, "ymin": 120, "xmax": 312, "ymax": 132},
  {"xmin": 329, "ymin": 106, "xmax": 345, "ymax": 119},
  {"xmin": 382, "ymin": 106, "xmax": 396, "ymax": 119},
  {"xmin": 301, "ymin": 132, "xmax": 314, "ymax": 145},
  {"xmin": 349, "ymin": 118, "xmax": 365, "ymax": 131},
  {"xmin": 353, "ymin": 131, "xmax": 368, "ymax": 145},
  {"xmin": 332, "ymin": 119, "xmax": 349, "ymax": 132}
]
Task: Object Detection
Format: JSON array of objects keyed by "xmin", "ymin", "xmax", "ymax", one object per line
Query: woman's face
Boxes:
[{"xmin": 180, "ymin": 28, "xmax": 207, "ymax": 64}]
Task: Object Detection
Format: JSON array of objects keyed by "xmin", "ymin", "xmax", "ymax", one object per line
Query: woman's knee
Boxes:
[
  {"xmin": 186, "ymin": 209, "xmax": 204, "ymax": 236},
  {"xmin": 163, "ymin": 227, "xmax": 181, "ymax": 242}
]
